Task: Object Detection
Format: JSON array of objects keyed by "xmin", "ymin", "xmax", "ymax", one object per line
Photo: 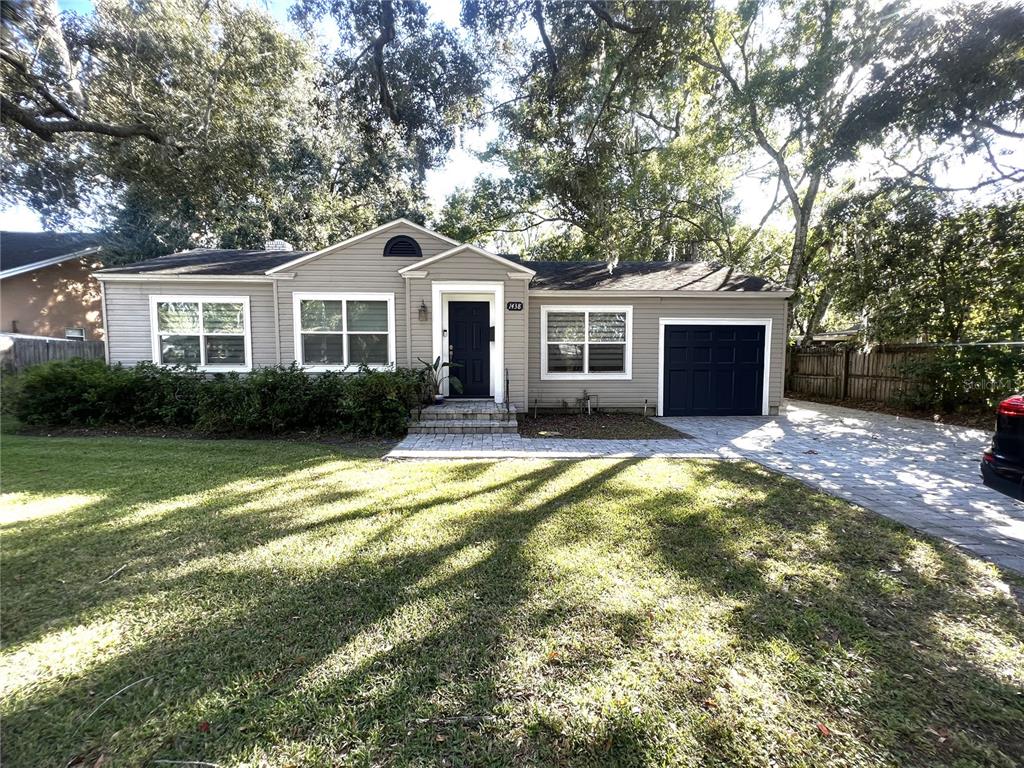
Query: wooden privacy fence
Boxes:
[
  {"xmin": 786, "ymin": 343, "xmax": 1021, "ymax": 405},
  {"xmin": 0, "ymin": 334, "xmax": 105, "ymax": 373}
]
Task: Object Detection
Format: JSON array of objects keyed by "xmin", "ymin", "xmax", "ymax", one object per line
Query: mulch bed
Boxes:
[
  {"xmin": 519, "ymin": 412, "xmax": 690, "ymax": 439},
  {"xmin": 788, "ymin": 393, "xmax": 996, "ymax": 431}
]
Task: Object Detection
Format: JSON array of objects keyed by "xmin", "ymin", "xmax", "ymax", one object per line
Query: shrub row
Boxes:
[
  {"xmin": 9, "ymin": 359, "xmax": 428, "ymax": 436},
  {"xmin": 898, "ymin": 345, "xmax": 1024, "ymax": 411}
]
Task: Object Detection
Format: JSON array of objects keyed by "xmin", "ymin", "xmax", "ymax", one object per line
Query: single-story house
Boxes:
[
  {"xmin": 1, "ymin": 231, "xmax": 104, "ymax": 340},
  {"xmin": 94, "ymin": 219, "xmax": 792, "ymax": 417}
]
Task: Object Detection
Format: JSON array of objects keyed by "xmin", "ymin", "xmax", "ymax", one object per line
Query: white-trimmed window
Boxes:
[
  {"xmin": 149, "ymin": 296, "xmax": 252, "ymax": 371},
  {"xmin": 293, "ymin": 292, "xmax": 396, "ymax": 371},
  {"xmin": 541, "ymin": 306, "xmax": 632, "ymax": 379}
]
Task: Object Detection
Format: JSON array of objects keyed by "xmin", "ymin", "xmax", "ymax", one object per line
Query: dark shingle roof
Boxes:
[
  {"xmin": 96, "ymin": 248, "xmax": 311, "ymax": 276},
  {"xmin": 96, "ymin": 246, "xmax": 783, "ymax": 293},
  {"xmin": 1, "ymin": 231, "xmax": 102, "ymax": 273},
  {"xmin": 528, "ymin": 260, "xmax": 785, "ymax": 292}
]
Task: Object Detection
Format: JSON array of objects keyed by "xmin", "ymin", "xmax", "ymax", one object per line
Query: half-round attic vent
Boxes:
[{"xmin": 383, "ymin": 235, "xmax": 422, "ymax": 258}]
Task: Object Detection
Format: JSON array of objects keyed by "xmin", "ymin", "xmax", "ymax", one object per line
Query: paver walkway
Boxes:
[{"xmin": 387, "ymin": 400, "xmax": 1024, "ymax": 573}]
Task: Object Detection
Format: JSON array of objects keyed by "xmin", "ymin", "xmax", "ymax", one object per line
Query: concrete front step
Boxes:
[{"xmin": 408, "ymin": 419, "xmax": 519, "ymax": 435}]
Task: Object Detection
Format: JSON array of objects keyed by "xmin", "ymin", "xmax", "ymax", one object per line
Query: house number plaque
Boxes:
[{"xmin": 506, "ymin": 301, "xmax": 524, "ymax": 311}]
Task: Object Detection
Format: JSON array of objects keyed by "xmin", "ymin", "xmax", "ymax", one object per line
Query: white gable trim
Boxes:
[
  {"xmin": 264, "ymin": 218, "xmax": 460, "ymax": 274},
  {"xmin": 399, "ymin": 244, "xmax": 536, "ymax": 276}
]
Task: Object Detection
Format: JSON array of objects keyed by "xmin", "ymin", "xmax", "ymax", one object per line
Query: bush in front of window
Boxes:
[
  {"xmin": 338, "ymin": 366, "xmax": 427, "ymax": 436},
  {"xmin": 11, "ymin": 359, "xmax": 428, "ymax": 437}
]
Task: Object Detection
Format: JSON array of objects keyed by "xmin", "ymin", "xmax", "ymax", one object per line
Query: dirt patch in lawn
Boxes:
[
  {"xmin": 520, "ymin": 412, "xmax": 690, "ymax": 439},
  {"xmin": 789, "ymin": 393, "xmax": 996, "ymax": 431}
]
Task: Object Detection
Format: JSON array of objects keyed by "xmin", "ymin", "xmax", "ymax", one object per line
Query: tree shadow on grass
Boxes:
[
  {"xmin": 5, "ymin": 451, "xmax": 1022, "ymax": 767},
  {"xmin": 2, "ymin": 458, "xmax": 640, "ymax": 766},
  {"xmin": 2, "ymin": 445, "xmax": 553, "ymax": 649},
  {"xmin": 648, "ymin": 460, "xmax": 1024, "ymax": 766}
]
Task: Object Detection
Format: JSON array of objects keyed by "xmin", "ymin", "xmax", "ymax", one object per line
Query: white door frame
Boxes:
[
  {"xmin": 657, "ymin": 317, "xmax": 772, "ymax": 417},
  {"xmin": 431, "ymin": 281, "xmax": 505, "ymax": 403}
]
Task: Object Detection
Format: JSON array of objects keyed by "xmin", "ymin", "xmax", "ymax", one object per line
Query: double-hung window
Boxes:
[
  {"xmin": 293, "ymin": 292, "xmax": 395, "ymax": 370},
  {"xmin": 150, "ymin": 296, "xmax": 251, "ymax": 371},
  {"xmin": 541, "ymin": 306, "xmax": 632, "ymax": 379}
]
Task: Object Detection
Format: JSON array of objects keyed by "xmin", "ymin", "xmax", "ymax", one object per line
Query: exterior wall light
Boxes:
[{"xmin": 418, "ymin": 301, "xmax": 429, "ymax": 322}]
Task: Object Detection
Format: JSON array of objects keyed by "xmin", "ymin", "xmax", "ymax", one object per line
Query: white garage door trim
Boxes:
[{"xmin": 657, "ymin": 317, "xmax": 773, "ymax": 417}]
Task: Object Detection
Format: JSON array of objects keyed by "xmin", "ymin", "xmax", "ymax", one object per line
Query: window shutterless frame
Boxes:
[
  {"xmin": 540, "ymin": 305, "xmax": 633, "ymax": 380},
  {"xmin": 292, "ymin": 292, "xmax": 396, "ymax": 371},
  {"xmin": 148, "ymin": 295, "xmax": 252, "ymax": 372}
]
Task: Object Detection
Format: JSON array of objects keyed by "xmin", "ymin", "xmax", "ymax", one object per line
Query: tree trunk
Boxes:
[
  {"xmin": 800, "ymin": 285, "xmax": 833, "ymax": 345},
  {"xmin": 783, "ymin": 208, "xmax": 812, "ymax": 333},
  {"xmin": 782, "ymin": 175, "xmax": 821, "ymax": 334}
]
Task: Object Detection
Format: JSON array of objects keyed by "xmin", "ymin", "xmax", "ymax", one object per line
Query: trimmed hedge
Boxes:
[{"xmin": 10, "ymin": 359, "xmax": 427, "ymax": 436}]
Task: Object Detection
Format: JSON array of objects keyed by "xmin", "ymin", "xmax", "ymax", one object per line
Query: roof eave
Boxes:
[
  {"xmin": 528, "ymin": 287, "xmax": 794, "ymax": 297},
  {"xmin": 0, "ymin": 246, "xmax": 102, "ymax": 280},
  {"xmin": 94, "ymin": 272, "xmax": 285, "ymax": 282}
]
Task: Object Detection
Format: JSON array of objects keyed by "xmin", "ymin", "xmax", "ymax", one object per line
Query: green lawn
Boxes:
[{"xmin": 2, "ymin": 435, "xmax": 1022, "ymax": 767}]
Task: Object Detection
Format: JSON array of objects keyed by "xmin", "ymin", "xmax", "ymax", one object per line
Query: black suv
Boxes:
[{"xmin": 981, "ymin": 395, "xmax": 1024, "ymax": 501}]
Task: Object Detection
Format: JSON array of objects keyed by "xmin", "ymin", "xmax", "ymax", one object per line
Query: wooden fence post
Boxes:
[{"xmin": 840, "ymin": 347, "xmax": 850, "ymax": 401}]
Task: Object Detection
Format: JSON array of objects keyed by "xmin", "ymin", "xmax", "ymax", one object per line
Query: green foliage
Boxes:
[
  {"xmin": 2, "ymin": 0, "xmax": 469, "ymax": 261},
  {"xmin": 418, "ymin": 355, "xmax": 462, "ymax": 399},
  {"xmin": 824, "ymin": 190, "xmax": 1024, "ymax": 343},
  {"xmin": 338, "ymin": 366, "xmax": 427, "ymax": 435},
  {"xmin": 898, "ymin": 346, "xmax": 1024, "ymax": 412},
  {"xmin": 11, "ymin": 359, "xmax": 426, "ymax": 436},
  {"xmin": 833, "ymin": 3, "xmax": 1024, "ymax": 166},
  {"xmin": 291, "ymin": 0, "xmax": 486, "ymax": 177},
  {"xmin": 451, "ymin": 0, "xmax": 732, "ymax": 262}
]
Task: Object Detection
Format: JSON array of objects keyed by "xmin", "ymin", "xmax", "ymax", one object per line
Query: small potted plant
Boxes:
[{"xmin": 419, "ymin": 356, "xmax": 462, "ymax": 404}]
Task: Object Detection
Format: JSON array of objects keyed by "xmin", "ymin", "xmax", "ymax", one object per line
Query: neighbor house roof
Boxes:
[
  {"xmin": 95, "ymin": 248, "xmax": 312, "ymax": 277},
  {"xmin": 95, "ymin": 245, "xmax": 785, "ymax": 293},
  {"xmin": 1, "ymin": 231, "xmax": 103, "ymax": 278},
  {"xmin": 528, "ymin": 260, "xmax": 786, "ymax": 292}
]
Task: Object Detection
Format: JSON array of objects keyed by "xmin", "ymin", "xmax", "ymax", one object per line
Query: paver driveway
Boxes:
[{"xmin": 659, "ymin": 400, "xmax": 1024, "ymax": 574}]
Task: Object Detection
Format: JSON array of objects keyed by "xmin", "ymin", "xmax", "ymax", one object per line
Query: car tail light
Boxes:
[
  {"xmin": 997, "ymin": 396, "xmax": 1024, "ymax": 416},
  {"xmin": 982, "ymin": 450, "xmax": 996, "ymax": 464}
]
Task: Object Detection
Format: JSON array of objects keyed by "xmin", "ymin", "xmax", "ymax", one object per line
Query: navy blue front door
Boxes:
[
  {"xmin": 663, "ymin": 325, "xmax": 764, "ymax": 416},
  {"xmin": 448, "ymin": 301, "xmax": 490, "ymax": 397}
]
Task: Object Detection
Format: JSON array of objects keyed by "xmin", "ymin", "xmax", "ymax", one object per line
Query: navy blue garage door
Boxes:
[{"xmin": 663, "ymin": 324, "xmax": 765, "ymax": 416}]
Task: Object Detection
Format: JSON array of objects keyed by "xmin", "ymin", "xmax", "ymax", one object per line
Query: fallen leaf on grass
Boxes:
[{"xmin": 816, "ymin": 722, "xmax": 831, "ymax": 737}]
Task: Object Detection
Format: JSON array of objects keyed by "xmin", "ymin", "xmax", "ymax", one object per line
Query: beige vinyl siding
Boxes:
[
  {"xmin": 406, "ymin": 251, "xmax": 530, "ymax": 408},
  {"xmin": 527, "ymin": 293, "xmax": 788, "ymax": 413},
  {"xmin": 103, "ymin": 280, "xmax": 277, "ymax": 367},
  {"xmin": 279, "ymin": 225, "xmax": 453, "ymax": 365}
]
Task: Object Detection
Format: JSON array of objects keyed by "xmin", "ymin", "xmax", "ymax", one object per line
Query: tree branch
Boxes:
[
  {"xmin": 533, "ymin": 0, "xmax": 558, "ymax": 78},
  {"xmin": 586, "ymin": 1, "xmax": 649, "ymax": 34},
  {"xmin": 1, "ymin": 94, "xmax": 182, "ymax": 149}
]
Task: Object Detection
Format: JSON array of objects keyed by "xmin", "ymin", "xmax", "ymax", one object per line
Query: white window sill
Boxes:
[
  {"xmin": 159, "ymin": 364, "xmax": 252, "ymax": 373},
  {"xmin": 299, "ymin": 364, "xmax": 395, "ymax": 373},
  {"xmin": 541, "ymin": 372, "xmax": 632, "ymax": 381}
]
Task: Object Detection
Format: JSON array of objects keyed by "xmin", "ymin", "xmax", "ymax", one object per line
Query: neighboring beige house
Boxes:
[
  {"xmin": 1, "ymin": 231, "xmax": 104, "ymax": 340},
  {"xmin": 95, "ymin": 219, "xmax": 792, "ymax": 416}
]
